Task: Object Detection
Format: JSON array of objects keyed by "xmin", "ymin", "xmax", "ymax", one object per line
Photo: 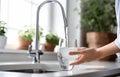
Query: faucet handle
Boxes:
[
  {"xmin": 38, "ymin": 50, "xmax": 43, "ymax": 55},
  {"xmin": 28, "ymin": 45, "xmax": 32, "ymax": 52},
  {"xmin": 28, "ymin": 45, "xmax": 36, "ymax": 58},
  {"xmin": 28, "ymin": 45, "xmax": 43, "ymax": 56},
  {"xmin": 28, "ymin": 45, "xmax": 35, "ymax": 55}
]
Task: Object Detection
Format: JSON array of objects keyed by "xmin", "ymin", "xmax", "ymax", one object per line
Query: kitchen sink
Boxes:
[
  {"xmin": 0, "ymin": 61, "xmax": 60, "ymax": 74},
  {"xmin": 4, "ymin": 69, "xmax": 56, "ymax": 73}
]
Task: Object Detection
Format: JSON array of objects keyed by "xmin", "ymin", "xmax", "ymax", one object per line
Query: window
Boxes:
[{"xmin": 0, "ymin": 0, "xmax": 67, "ymax": 49}]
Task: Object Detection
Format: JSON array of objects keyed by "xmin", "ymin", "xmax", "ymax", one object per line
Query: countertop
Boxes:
[
  {"xmin": 0, "ymin": 61, "xmax": 120, "ymax": 77},
  {"xmin": 0, "ymin": 49, "xmax": 120, "ymax": 77}
]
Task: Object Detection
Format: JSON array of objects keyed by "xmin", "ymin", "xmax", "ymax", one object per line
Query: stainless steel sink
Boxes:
[
  {"xmin": 4, "ymin": 69, "xmax": 56, "ymax": 73},
  {"xmin": 0, "ymin": 62, "xmax": 60, "ymax": 74}
]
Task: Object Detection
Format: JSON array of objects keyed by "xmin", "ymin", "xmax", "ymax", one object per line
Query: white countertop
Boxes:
[
  {"xmin": 0, "ymin": 61, "xmax": 120, "ymax": 77},
  {"xmin": 0, "ymin": 49, "xmax": 120, "ymax": 77}
]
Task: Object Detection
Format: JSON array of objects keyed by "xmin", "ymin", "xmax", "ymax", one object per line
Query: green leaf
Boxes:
[
  {"xmin": 0, "ymin": 21, "xmax": 6, "ymax": 36},
  {"xmin": 45, "ymin": 33, "xmax": 59, "ymax": 46},
  {"xmin": 79, "ymin": 0, "xmax": 116, "ymax": 32},
  {"xmin": 18, "ymin": 25, "xmax": 43, "ymax": 41}
]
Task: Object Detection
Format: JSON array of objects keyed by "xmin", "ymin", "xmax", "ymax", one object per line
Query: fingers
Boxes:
[
  {"xmin": 69, "ymin": 51, "xmax": 81, "ymax": 55},
  {"xmin": 69, "ymin": 48, "xmax": 97, "ymax": 65},
  {"xmin": 69, "ymin": 47, "xmax": 96, "ymax": 65},
  {"xmin": 70, "ymin": 60, "xmax": 84, "ymax": 65},
  {"xmin": 69, "ymin": 47, "xmax": 87, "ymax": 55},
  {"xmin": 77, "ymin": 47, "xmax": 86, "ymax": 50},
  {"xmin": 70, "ymin": 56, "xmax": 85, "ymax": 65}
]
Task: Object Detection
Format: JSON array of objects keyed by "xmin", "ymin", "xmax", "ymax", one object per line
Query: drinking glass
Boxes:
[{"xmin": 57, "ymin": 47, "xmax": 78, "ymax": 71}]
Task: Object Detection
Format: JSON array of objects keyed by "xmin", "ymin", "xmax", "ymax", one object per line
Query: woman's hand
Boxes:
[
  {"xmin": 69, "ymin": 42, "xmax": 120, "ymax": 65},
  {"xmin": 69, "ymin": 47, "xmax": 102, "ymax": 65}
]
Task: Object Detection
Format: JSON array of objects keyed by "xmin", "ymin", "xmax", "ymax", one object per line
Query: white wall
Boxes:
[
  {"xmin": 66, "ymin": 0, "xmax": 80, "ymax": 47},
  {"xmin": 0, "ymin": 0, "xmax": 81, "ymax": 49},
  {"xmin": 50, "ymin": 0, "xmax": 80, "ymax": 47}
]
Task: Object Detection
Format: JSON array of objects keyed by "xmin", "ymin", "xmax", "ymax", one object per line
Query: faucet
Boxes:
[{"xmin": 28, "ymin": 0, "xmax": 68, "ymax": 63}]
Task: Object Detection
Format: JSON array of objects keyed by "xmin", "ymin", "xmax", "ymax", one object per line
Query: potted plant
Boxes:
[
  {"xmin": 42, "ymin": 33, "xmax": 59, "ymax": 52},
  {"xmin": 0, "ymin": 21, "xmax": 7, "ymax": 49},
  {"xmin": 17, "ymin": 25, "xmax": 43, "ymax": 50},
  {"xmin": 79, "ymin": 0, "xmax": 117, "ymax": 61}
]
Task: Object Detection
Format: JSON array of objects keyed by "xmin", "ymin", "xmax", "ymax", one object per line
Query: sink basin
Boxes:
[
  {"xmin": 0, "ymin": 61, "xmax": 60, "ymax": 74},
  {"xmin": 4, "ymin": 69, "xmax": 56, "ymax": 73}
]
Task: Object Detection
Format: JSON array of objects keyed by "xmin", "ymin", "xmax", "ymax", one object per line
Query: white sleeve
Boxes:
[
  {"xmin": 115, "ymin": 0, "xmax": 120, "ymax": 49},
  {"xmin": 115, "ymin": 35, "xmax": 120, "ymax": 49}
]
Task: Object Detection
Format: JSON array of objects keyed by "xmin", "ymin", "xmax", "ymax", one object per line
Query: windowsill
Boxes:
[{"xmin": 0, "ymin": 48, "xmax": 27, "ymax": 54}]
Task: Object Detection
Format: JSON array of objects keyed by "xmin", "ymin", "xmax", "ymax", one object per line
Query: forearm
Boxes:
[
  {"xmin": 69, "ymin": 42, "xmax": 120, "ymax": 65},
  {"xmin": 96, "ymin": 42, "xmax": 120, "ymax": 59}
]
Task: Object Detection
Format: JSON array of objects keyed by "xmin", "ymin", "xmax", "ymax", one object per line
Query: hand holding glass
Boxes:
[{"xmin": 57, "ymin": 47, "xmax": 78, "ymax": 71}]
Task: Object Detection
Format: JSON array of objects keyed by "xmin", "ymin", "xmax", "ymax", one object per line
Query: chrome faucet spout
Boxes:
[
  {"xmin": 28, "ymin": 0, "xmax": 68, "ymax": 63},
  {"xmin": 36, "ymin": 0, "xmax": 69, "ymax": 47}
]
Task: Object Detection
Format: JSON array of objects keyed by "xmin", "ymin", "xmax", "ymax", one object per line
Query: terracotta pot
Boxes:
[
  {"xmin": 17, "ymin": 37, "xmax": 32, "ymax": 50},
  {"xmin": 42, "ymin": 43, "xmax": 55, "ymax": 52},
  {"xmin": 86, "ymin": 32, "xmax": 117, "ymax": 61},
  {"xmin": 87, "ymin": 32, "xmax": 117, "ymax": 48}
]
